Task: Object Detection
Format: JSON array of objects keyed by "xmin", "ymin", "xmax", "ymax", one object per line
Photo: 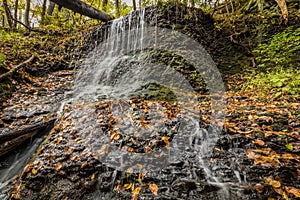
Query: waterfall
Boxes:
[{"xmin": 71, "ymin": 8, "xmax": 229, "ymax": 199}]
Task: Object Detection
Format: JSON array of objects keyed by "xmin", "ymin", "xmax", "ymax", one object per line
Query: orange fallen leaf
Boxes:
[
  {"xmin": 148, "ymin": 183, "xmax": 158, "ymax": 196},
  {"xmin": 162, "ymin": 136, "xmax": 170, "ymax": 148},
  {"xmin": 285, "ymin": 186, "xmax": 300, "ymax": 198},
  {"xmin": 80, "ymin": 161, "xmax": 88, "ymax": 169},
  {"xmin": 254, "ymin": 139, "xmax": 265, "ymax": 146},
  {"xmin": 55, "ymin": 162, "xmax": 62, "ymax": 171},
  {"xmin": 264, "ymin": 177, "xmax": 281, "ymax": 188},
  {"xmin": 254, "ymin": 183, "xmax": 264, "ymax": 193}
]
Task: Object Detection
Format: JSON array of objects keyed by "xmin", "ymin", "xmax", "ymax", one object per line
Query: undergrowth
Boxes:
[{"xmin": 242, "ymin": 26, "xmax": 300, "ymax": 99}]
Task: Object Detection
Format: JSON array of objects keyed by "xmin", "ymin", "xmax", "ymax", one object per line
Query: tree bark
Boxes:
[
  {"xmin": 133, "ymin": 0, "xmax": 137, "ymax": 10},
  {"xmin": 115, "ymin": 0, "xmax": 120, "ymax": 18},
  {"xmin": 0, "ymin": 118, "xmax": 56, "ymax": 142},
  {"xmin": 41, "ymin": 0, "xmax": 47, "ymax": 22},
  {"xmin": 0, "ymin": 118, "xmax": 56, "ymax": 157},
  {"xmin": 47, "ymin": 2, "xmax": 55, "ymax": 15},
  {"xmin": 50, "ymin": 0, "xmax": 112, "ymax": 22},
  {"xmin": 14, "ymin": 0, "xmax": 19, "ymax": 29},
  {"xmin": 24, "ymin": 0, "xmax": 30, "ymax": 27},
  {"xmin": 3, "ymin": 0, "xmax": 13, "ymax": 29}
]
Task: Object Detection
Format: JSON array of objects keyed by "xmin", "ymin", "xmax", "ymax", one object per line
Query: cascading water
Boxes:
[
  {"xmin": 0, "ymin": 7, "xmax": 251, "ymax": 200},
  {"xmin": 68, "ymin": 8, "xmax": 232, "ymax": 199}
]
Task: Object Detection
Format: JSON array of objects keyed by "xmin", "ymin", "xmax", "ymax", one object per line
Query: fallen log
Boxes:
[
  {"xmin": 0, "ymin": 118, "xmax": 56, "ymax": 142},
  {"xmin": 50, "ymin": 0, "xmax": 113, "ymax": 22},
  {"xmin": 0, "ymin": 130, "xmax": 38, "ymax": 157},
  {"xmin": 0, "ymin": 55, "xmax": 35, "ymax": 81}
]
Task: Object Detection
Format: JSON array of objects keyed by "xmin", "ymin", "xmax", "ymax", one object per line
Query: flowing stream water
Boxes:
[{"xmin": 0, "ymin": 8, "xmax": 250, "ymax": 199}]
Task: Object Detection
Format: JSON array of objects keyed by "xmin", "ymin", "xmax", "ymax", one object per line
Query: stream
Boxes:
[{"xmin": 0, "ymin": 6, "xmax": 264, "ymax": 200}]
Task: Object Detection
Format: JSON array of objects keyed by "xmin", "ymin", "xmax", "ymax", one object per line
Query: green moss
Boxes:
[{"xmin": 130, "ymin": 82, "xmax": 177, "ymax": 103}]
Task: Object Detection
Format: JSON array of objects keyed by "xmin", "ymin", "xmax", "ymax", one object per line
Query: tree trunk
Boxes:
[
  {"xmin": 2, "ymin": 15, "xmax": 4, "ymax": 27},
  {"xmin": 47, "ymin": 2, "xmax": 55, "ymax": 15},
  {"xmin": 132, "ymin": 0, "xmax": 137, "ymax": 10},
  {"xmin": 50, "ymin": 0, "xmax": 112, "ymax": 22},
  {"xmin": 115, "ymin": 0, "xmax": 120, "ymax": 18},
  {"xmin": 3, "ymin": 0, "xmax": 13, "ymax": 29},
  {"xmin": 41, "ymin": 0, "xmax": 47, "ymax": 22},
  {"xmin": 24, "ymin": 0, "xmax": 30, "ymax": 27},
  {"xmin": 14, "ymin": 0, "xmax": 19, "ymax": 29}
]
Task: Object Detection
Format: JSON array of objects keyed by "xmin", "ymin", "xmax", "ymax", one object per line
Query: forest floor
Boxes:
[
  {"xmin": 0, "ymin": 5, "xmax": 300, "ymax": 200},
  {"xmin": 1, "ymin": 64, "xmax": 299, "ymax": 199}
]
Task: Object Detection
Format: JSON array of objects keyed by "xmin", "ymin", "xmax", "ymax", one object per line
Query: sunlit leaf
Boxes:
[
  {"xmin": 264, "ymin": 177, "xmax": 281, "ymax": 188},
  {"xmin": 162, "ymin": 136, "xmax": 170, "ymax": 148},
  {"xmin": 254, "ymin": 139, "xmax": 265, "ymax": 146},
  {"xmin": 254, "ymin": 183, "xmax": 264, "ymax": 193},
  {"xmin": 131, "ymin": 186, "xmax": 141, "ymax": 200},
  {"xmin": 285, "ymin": 143, "xmax": 293, "ymax": 151},
  {"xmin": 91, "ymin": 173, "xmax": 95, "ymax": 180},
  {"xmin": 285, "ymin": 186, "xmax": 300, "ymax": 198},
  {"xmin": 124, "ymin": 182, "xmax": 134, "ymax": 190},
  {"xmin": 31, "ymin": 168, "xmax": 38, "ymax": 175},
  {"xmin": 55, "ymin": 162, "xmax": 62, "ymax": 171},
  {"xmin": 80, "ymin": 161, "xmax": 88, "ymax": 169},
  {"xmin": 148, "ymin": 183, "xmax": 159, "ymax": 196}
]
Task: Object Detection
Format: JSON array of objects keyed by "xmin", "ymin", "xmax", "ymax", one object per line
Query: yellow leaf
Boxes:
[
  {"xmin": 124, "ymin": 182, "xmax": 134, "ymax": 190},
  {"xmin": 269, "ymin": 180, "xmax": 281, "ymax": 188},
  {"xmin": 56, "ymin": 137, "xmax": 62, "ymax": 144},
  {"xmin": 265, "ymin": 177, "xmax": 281, "ymax": 188},
  {"xmin": 31, "ymin": 168, "xmax": 38, "ymax": 175},
  {"xmin": 138, "ymin": 171, "xmax": 147, "ymax": 184},
  {"xmin": 91, "ymin": 173, "xmax": 95, "ymax": 180},
  {"xmin": 131, "ymin": 187, "xmax": 141, "ymax": 200},
  {"xmin": 273, "ymin": 187, "xmax": 284, "ymax": 195},
  {"xmin": 148, "ymin": 183, "xmax": 158, "ymax": 196},
  {"xmin": 81, "ymin": 161, "xmax": 88, "ymax": 169},
  {"xmin": 285, "ymin": 186, "xmax": 300, "ymax": 198},
  {"xmin": 162, "ymin": 136, "xmax": 170, "ymax": 148}
]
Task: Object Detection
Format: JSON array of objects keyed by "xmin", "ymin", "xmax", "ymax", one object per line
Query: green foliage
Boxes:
[
  {"xmin": 244, "ymin": 68, "xmax": 300, "ymax": 97},
  {"xmin": 243, "ymin": 26, "xmax": 300, "ymax": 98},
  {"xmin": 0, "ymin": 53, "xmax": 6, "ymax": 67},
  {"xmin": 253, "ymin": 26, "xmax": 300, "ymax": 70},
  {"xmin": 119, "ymin": 3, "xmax": 132, "ymax": 16}
]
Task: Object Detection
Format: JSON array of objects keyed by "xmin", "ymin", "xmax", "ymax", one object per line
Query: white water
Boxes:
[
  {"xmin": 0, "ymin": 138, "xmax": 44, "ymax": 199},
  {"xmin": 1, "ymin": 8, "xmax": 236, "ymax": 199},
  {"xmin": 71, "ymin": 8, "xmax": 231, "ymax": 199}
]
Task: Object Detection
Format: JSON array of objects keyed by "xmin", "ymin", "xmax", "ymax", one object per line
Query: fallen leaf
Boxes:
[
  {"xmin": 254, "ymin": 183, "xmax": 264, "ymax": 193},
  {"xmin": 131, "ymin": 186, "xmax": 141, "ymax": 200},
  {"xmin": 80, "ymin": 161, "xmax": 88, "ymax": 169},
  {"xmin": 55, "ymin": 162, "xmax": 62, "ymax": 171},
  {"xmin": 285, "ymin": 186, "xmax": 300, "ymax": 198},
  {"xmin": 31, "ymin": 168, "xmax": 38, "ymax": 175},
  {"xmin": 148, "ymin": 183, "xmax": 158, "ymax": 196},
  {"xmin": 124, "ymin": 182, "xmax": 134, "ymax": 190},
  {"xmin": 265, "ymin": 177, "xmax": 281, "ymax": 188},
  {"xmin": 162, "ymin": 136, "xmax": 170, "ymax": 148},
  {"xmin": 254, "ymin": 139, "xmax": 265, "ymax": 146},
  {"xmin": 91, "ymin": 173, "xmax": 95, "ymax": 180}
]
